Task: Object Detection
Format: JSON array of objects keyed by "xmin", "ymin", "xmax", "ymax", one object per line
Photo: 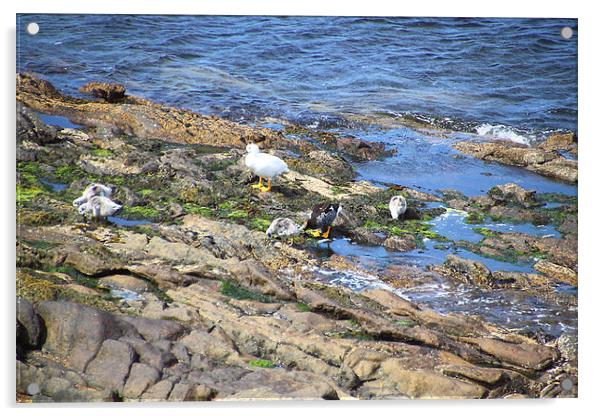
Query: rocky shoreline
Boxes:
[{"xmin": 16, "ymin": 74, "xmax": 577, "ymax": 402}]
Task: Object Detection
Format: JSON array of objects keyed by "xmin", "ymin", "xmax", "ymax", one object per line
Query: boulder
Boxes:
[
  {"xmin": 85, "ymin": 339, "xmax": 136, "ymax": 394},
  {"xmin": 538, "ymin": 132, "xmax": 577, "ymax": 152},
  {"xmin": 379, "ymin": 359, "xmax": 487, "ymax": 399},
  {"xmin": 36, "ymin": 301, "xmax": 139, "ymax": 371},
  {"xmin": 488, "ymin": 183, "xmax": 541, "ymax": 208},
  {"xmin": 383, "ymin": 235, "xmax": 417, "ymax": 252},
  {"xmin": 334, "ymin": 136, "xmax": 392, "ymax": 161},
  {"xmin": 119, "ymin": 315, "xmax": 187, "ymax": 342},
  {"xmin": 39, "ymin": 377, "xmax": 73, "ymax": 397},
  {"xmin": 488, "ymin": 205, "xmax": 549, "ymax": 225},
  {"xmin": 16, "ymin": 297, "xmax": 43, "ymax": 351},
  {"xmin": 120, "ymin": 336, "xmax": 177, "ymax": 370},
  {"xmin": 180, "ymin": 330, "xmax": 241, "ymax": 365},
  {"xmin": 170, "ymin": 343, "xmax": 190, "ymax": 365},
  {"xmin": 79, "ymin": 82, "xmax": 126, "ymax": 103},
  {"xmin": 167, "ymin": 383, "xmax": 197, "ymax": 401},
  {"xmin": 462, "ymin": 337, "xmax": 558, "ymax": 371},
  {"xmin": 123, "ymin": 363, "xmax": 160, "ymax": 399},
  {"xmin": 226, "ymin": 369, "xmax": 339, "ymax": 400},
  {"xmin": 453, "ymin": 141, "xmax": 577, "ymax": 183},
  {"xmin": 60, "ymin": 245, "xmax": 122, "ymax": 276},
  {"xmin": 140, "ymin": 380, "xmax": 174, "ymax": 401},
  {"xmin": 436, "ymin": 255, "xmax": 494, "ymax": 288},
  {"xmin": 344, "ymin": 347, "xmax": 388, "ymax": 380},
  {"xmin": 534, "ymin": 260, "xmax": 578, "ymax": 286},
  {"xmin": 17, "ymin": 102, "xmax": 58, "ymax": 145}
]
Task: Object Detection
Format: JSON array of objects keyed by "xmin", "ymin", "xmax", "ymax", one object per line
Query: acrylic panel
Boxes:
[{"xmin": 16, "ymin": 15, "xmax": 578, "ymax": 402}]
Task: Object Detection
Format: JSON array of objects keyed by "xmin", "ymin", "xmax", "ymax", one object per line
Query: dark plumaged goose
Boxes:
[{"xmin": 302, "ymin": 203, "xmax": 341, "ymax": 239}]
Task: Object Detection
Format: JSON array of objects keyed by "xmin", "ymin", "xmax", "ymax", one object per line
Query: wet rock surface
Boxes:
[
  {"xmin": 79, "ymin": 82, "xmax": 126, "ymax": 103},
  {"xmin": 16, "ymin": 77, "xmax": 577, "ymax": 401},
  {"xmin": 453, "ymin": 138, "xmax": 578, "ymax": 183}
]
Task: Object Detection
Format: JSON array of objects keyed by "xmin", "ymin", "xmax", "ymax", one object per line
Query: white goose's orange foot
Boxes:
[
  {"xmin": 251, "ymin": 177, "xmax": 264, "ymax": 189},
  {"xmin": 259, "ymin": 179, "xmax": 272, "ymax": 193}
]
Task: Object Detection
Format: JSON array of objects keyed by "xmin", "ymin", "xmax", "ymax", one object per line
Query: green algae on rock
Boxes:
[{"xmin": 15, "ymin": 78, "xmax": 575, "ymax": 401}]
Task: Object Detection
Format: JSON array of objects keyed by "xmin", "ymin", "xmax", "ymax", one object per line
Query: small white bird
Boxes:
[
  {"xmin": 244, "ymin": 143, "xmax": 288, "ymax": 192},
  {"xmin": 389, "ymin": 195, "xmax": 407, "ymax": 220},
  {"xmin": 266, "ymin": 218, "xmax": 301, "ymax": 239},
  {"xmin": 77, "ymin": 195, "xmax": 122, "ymax": 220},
  {"xmin": 72, "ymin": 183, "xmax": 113, "ymax": 207}
]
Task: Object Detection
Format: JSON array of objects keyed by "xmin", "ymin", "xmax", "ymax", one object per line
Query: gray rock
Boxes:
[
  {"xmin": 181, "ymin": 330, "xmax": 240, "ymax": 363},
  {"xmin": 383, "ymin": 235, "xmax": 417, "ymax": 252},
  {"xmin": 140, "ymin": 379, "xmax": 173, "ymax": 401},
  {"xmin": 169, "ymin": 202, "xmax": 184, "ymax": 218},
  {"xmin": 171, "ymin": 343, "xmax": 190, "ymax": 365},
  {"xmin": 40, "ymin": 377, "xmax": 73, "ymax": 397},
  {"xmin": 16, "ymin": 297, "xmax": 43, "ymax": 353},
  {"xmin": 53, "ymin": 388, "xmax": 116, "ymax": 402},
  {"xmin": 17, "ymin": 102, "xmax": 58, "ymax": 145},
  {"xmin": 16, "ymin": 361, "xmax": 42, "ymax": 394},
  {"xmin": 123, "ymin": 363, "xmax": 160, "ymax": 399},
  {"xmin": 162, "ymin": 362, "xmax": 189, "ymax": 383},
  {"xmin": 488, "ymin": 183, "xmax": 541, "ymax": 208},
  {"xmin": 189, "ymin": 384, "xmax": 216, "ymax": 401},
  {"xmin": 228, "ymin": 369, "xmax": 339, "ymax": 400},
  {"xmin": 167, "ymin": 383, "xmax": 197, "ymax": 401},
  {"xmin": 120, "ymin": 336, "xmax": 177, "ymax": 370},
  {"xmin": 152, "ymin": 339, "xmax": 173, "ymax": 352},
  {"xmin": 36, "ymin": 301, "xmax": 140, "ymax": 372},
  {"xmin": 85, "ymin": 339, "xmax": 136, "ymax": 394},
  {"xmin": 60, "ymin": 244, "xmax": 122, "ymax": 276},
  {"xmin": 437, "ymin": 255, "xmax": 494, "ymax": 288},
  {"xmin": 189, "ymin": 354, "xmax": 211, "ymax": 371},
  {"xmin": 557, "ymin": 334, "xmax": 578, "ymax": 363},
  {"xmin": 120, "ymin": 315, "xmax": 187, "ymax": 342}
]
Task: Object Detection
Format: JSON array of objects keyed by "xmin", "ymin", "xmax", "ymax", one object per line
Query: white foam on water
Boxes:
[{"xmin": 475, "ymin": 123, "xmax": 533, "ymax": 145}]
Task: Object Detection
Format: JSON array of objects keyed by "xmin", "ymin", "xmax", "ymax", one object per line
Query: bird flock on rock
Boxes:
[{"xmin": 72, "ymin": 143, "xmax": 408, "ymax": 241}]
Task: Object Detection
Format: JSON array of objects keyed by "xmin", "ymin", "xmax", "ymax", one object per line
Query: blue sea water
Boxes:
[{"xmin": 17, "ymin": 15, "xmax": 577, "ymax": 138}]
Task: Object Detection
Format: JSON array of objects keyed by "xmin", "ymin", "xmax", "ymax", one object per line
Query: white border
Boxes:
[{"xmin": 2, "ymin": 1, "xmax": 600, "ymax": 415}]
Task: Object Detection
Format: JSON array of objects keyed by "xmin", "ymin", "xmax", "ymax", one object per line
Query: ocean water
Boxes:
[{"xmin": 17, "ymin": 15, "xmax": 577, "ymax": 141}]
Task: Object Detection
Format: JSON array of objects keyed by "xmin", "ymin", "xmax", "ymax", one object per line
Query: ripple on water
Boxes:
[
  {"xmin": 353, "ymin": 128, "xmax": 578, "ymax": 197},
  {"xmin": 308, "ymin": 259, "xmax": 576, "ymax": 338},
  {"xmin": 428, "ymin": 208, "xmax": 560, "ymax": 244}
]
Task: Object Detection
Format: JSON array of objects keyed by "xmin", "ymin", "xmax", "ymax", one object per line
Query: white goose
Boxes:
[
  {"xmin": 389, "ymin": 195, "xmax": 407, "ymax": 220},
  {"xmin": 77, "ymin": 195, "xmax": 122, "ymax": 220},
  {"xmin": 72, "ymin": 183, "xmax": 113, "ymax": 207},
  {"xmin": 266, "ymin": 217, "xmax": 301, "ymax": 239},
  {"xmin": 244, "ymin": 143, "xmax": 288, "ymax": 192}
]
